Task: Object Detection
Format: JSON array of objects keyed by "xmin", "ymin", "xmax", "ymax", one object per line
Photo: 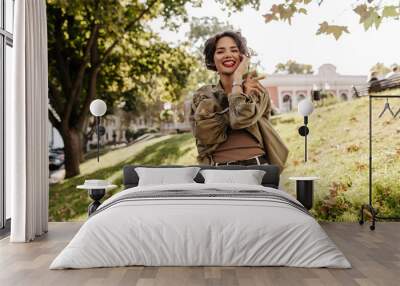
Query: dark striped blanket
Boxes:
[{"xmin": 91, "ymin": 189, "xmax": 310, "ymax": 217}]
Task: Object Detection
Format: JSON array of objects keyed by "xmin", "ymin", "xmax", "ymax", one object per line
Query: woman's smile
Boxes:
[{"xmin": 222, "ymin": 59, "xmax": 236, "ymax": 68}]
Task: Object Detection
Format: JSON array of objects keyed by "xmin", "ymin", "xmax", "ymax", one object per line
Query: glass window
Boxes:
[
  {"xmin": 0, "ymin": 37, "xmax": 3, "ymax": 229},
  {"xmin": 1, "ymin": 0, "xmax": 14, "ymax": 231},
  {"xmin": 5, "ymin": 0, "xmax": 14, "ymax": 33},
  {"xmin": 5, "ymin": 43, "xmax": 13, "ymax": 220},
  {"xmin": 0, "ymin": 1, "xmax": 2, "ymax": 30}
]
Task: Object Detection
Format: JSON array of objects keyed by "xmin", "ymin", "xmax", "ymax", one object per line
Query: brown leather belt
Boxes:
[{"xmin": 214, "ymin": 155, "xmax": 268, "ymax": 166}]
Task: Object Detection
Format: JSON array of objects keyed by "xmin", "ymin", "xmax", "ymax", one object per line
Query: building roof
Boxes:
[{"xmin": 260, "ymin": 64, "xmax": 367, "ymax": 87}]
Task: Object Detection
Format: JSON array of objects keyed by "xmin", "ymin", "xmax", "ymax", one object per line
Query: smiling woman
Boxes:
[{"xmin": 189, "ymin": 30, "xmax": 289, "ymax": 173}]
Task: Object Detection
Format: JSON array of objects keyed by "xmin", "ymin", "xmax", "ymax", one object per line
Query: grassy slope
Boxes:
[
  {"xmin": 49, "ymin": 134, "xmax": 198, "ymax": 221},
  {"xmin": 277, "ymin": 95, "xmax": 400, "ymax": 221},
  {"xmin": 50, "ymin": 95, "xmax": 400, "ymax": 221}
]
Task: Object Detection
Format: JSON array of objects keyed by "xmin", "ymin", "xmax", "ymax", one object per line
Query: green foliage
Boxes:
[
  {"xmin": 160, "ymin": 109, "xmax": 175, "ymax": 121},
  {"xmin": 274, "ymin": 60, "xmax": 314, "ymax": 74},
  {"xmin": 125, "ymin": 127, "xmax": 159, "ymax": 142},
  {"xmin": 47, "ymin": 1, "xmax": 197, "ymax": 116},
  {"xmin": 314, "ymin": 181, "xmax": 353, "ymax": 221},
  {"xmin": 374, "ymin": 183, "xmax": 400, "ymax": 218},
  {"xmin": 370, "ymin": 62, "xmax": 392, "ymax": 76},
  {"xmin": 187, "ymin": 16, "xmax": 235, "ymax": 48},
  {"xmin": 46, "ymin": 0, "xmax": 214, "ymax": 177},
  {"xmin": 215, "ymin": 0, "xmax": 261, "ymax": 12}
]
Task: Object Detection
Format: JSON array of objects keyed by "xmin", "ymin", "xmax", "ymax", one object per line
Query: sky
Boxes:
[{"xmin": 151, "ymin": 0, "xmax": 400, "ymax": 76}]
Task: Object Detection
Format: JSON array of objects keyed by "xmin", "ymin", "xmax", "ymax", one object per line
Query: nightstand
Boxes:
[
  {"xmin": 77, "ymin": 182, "xmax": 117, "ymax": 216},
  {"xmin": 288, "ymin": 176, "xmax": 319, "ymax": 210}
]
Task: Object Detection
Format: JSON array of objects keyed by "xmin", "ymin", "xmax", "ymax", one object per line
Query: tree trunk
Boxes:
[
  {"xmin": 79, "ymin": 133, "xmax": 85, "ymax": 163},
  {"xmin": 80, "ymin": 116, "xmax": 91, "ymax": 161},
  {"xmin": 61, "ymin": 127, "xmax": 82, "ymax": 178}
]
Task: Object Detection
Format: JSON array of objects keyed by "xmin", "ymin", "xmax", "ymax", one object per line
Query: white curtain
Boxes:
[{"xmin": 9, "ymin": 0, "xmax": 49, "ymax": 242}]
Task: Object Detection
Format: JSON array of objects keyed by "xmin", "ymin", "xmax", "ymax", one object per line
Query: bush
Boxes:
[
  {"xmin": 373, "ymin": 183, "xmax": 400, "ymax": 218},
  {"xmin": 126, "ymin": 127, "xmax": 160, "ymax": 142},
  {"xmin": 314, "ymin": 181, "xmax": 353, "ymax": 221}
]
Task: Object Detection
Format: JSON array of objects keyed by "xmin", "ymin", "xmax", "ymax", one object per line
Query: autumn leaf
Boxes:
[
  {"xmin": 263, "ymin": 13, "xmax": 277, "ymax": 23},
  {"xmin": 298, "ymin": 8, "xmax": 307, "ymax": 14},
  {"xmin": 382, "ymin": 5, "xmax": 400, "ymax": 18},
  {"xmin": 363, "ymin": 14, "xmax": 375, "ymax": 30},
  {"xmin": 316, "ymin": 21, "xmax": 350, "ymax": 40},
  {"xmin": 368, "ymin": 12, "xmax": 382, "ymax": 30},
  {"xmin": 354, "ymin": 4, "xmax": 369, "ymax": 23}
]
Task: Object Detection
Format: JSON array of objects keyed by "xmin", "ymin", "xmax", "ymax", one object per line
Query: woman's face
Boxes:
[{"xmin": 213, "ymin": 36, "xmax": 241, "ymax": 75}]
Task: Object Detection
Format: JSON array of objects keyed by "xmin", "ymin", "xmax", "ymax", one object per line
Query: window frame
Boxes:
[{"xmin": 0, "ymin": 0, "xmax": 14, "ymax": 233}]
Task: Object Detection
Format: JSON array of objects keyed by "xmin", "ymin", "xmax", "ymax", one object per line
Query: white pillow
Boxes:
[
  {"xmin": 135, "ymin": 167, "xmax": 201, "ymax": 186},
  {"xmin": 200, "ymin": 169, "xmax": 266, "ymax": 185}
]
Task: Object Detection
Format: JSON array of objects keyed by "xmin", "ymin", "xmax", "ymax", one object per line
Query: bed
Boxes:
[{"xmin": 50, "ymin": 165, "xmax": 351, "ymax": 269}]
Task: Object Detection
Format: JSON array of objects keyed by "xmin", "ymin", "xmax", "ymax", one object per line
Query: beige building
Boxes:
[{"xmin": 261, "ymin": 64, "xmax": 367, "ymax": 113}]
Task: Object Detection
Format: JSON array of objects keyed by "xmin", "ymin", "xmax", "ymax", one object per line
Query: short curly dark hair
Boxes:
[{"xmin": 203, "ymin": 30, "xmax": 249, "ymax": 71}]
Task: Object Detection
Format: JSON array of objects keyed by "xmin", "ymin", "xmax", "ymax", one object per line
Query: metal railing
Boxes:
[{"xmin": 354, "ymin": 74, "xmax": 400, "ymax": 96}]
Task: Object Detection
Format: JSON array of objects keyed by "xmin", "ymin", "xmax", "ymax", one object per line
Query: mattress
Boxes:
[{"xmin": 50, "ymin": 183, "xmax": 351, "ymax": 269}]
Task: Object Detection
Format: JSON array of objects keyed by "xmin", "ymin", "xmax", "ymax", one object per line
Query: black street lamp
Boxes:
[{"xmin": 298, "ymin": 98, "xmax": 314, "ymax": 162}]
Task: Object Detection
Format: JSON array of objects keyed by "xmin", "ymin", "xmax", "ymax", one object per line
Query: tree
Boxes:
[
  {"xmin": 261, "ymin": 0, "xmax": 400, "ymax": 40},
  {"xmin": 370, "ymin": 62, "xmax": 391, "ymax": 76},
  {"xmin": 274, "ymin": 60, "xmax": 314, "ymax": 74},
  {"xmin": 47, "ymin": 0, "xmax": 197, "ymax": 178},
  {"xmin": 187, "ymin": 17, "xmax": 235, "ymax": 48}
]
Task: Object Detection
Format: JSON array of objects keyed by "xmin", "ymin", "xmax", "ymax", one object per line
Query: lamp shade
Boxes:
[
  {"xmin": 298, "ymin": 98, "xmax": 314, "ymax": 116},
  {"xmin": 90, "ymin": 99, "xmax": 107, "ymax": 117}
]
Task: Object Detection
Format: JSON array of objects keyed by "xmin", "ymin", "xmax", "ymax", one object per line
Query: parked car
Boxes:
[{"xmin": 49, "ymin": 148, "xmax": 65, "ymax": 171}]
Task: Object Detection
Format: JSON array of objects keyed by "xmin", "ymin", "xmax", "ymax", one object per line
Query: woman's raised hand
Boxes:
[
  {"xmin": 233, "ymin": 55, "xmax": 250, "ymax": 79},
  {"xmin": 243, "ymin": 71, "xmax": 266, "ymax": 96}
]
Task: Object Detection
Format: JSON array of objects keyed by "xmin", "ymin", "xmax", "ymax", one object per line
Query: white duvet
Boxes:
[{"xmin": 50, "ymin": 183, "xmax": 351, "ymax": 269}]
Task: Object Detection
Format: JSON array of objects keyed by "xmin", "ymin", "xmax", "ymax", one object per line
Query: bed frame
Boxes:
[{"xmin": 123, "ymin": 165, "xmax": 280, "ymax": 189}]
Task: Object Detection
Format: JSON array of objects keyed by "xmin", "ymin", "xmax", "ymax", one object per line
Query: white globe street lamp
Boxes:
[
  {"xmin": 90, "ymin": 100, "xmax": 107, "ymax": 162},
  {"xmin": 298, "ymin": 98, "xmax": 314, "ymax": 162}
]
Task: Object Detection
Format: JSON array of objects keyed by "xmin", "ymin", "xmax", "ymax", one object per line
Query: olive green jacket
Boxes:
[{"xmin": 189, "ymin": 82, "xmax": 289, "ymax": 173}]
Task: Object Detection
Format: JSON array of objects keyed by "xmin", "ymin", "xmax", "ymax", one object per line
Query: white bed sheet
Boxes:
[{"xmin": 50, "ymin": 183, "xmax": 351, "ymax": 269}]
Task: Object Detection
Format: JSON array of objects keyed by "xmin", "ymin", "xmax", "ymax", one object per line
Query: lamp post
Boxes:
[
  {"xmin": 298, "ymin": 98, "xmax": 314, "ymax": 162},
  {"xmin": 89, "ymin": 99, "xmax": 107, "ymax": 162}
]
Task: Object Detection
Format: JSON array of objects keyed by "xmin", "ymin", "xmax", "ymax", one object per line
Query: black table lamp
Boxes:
[
  {"xmin": 89, "ymin": 99, "xmax": 107, "ymax": 162},
  {"xmin": 298, "ymin": 98, "xmax": 314, "ymax": 162}
]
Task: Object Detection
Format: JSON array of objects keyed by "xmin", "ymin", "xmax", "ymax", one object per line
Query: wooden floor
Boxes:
[{"xmin": 0, "ymin": 222, "xmax": 399, "ymax": 286}]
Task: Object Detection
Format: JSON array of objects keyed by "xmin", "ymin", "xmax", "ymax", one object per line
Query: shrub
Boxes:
[
  {"xmin": 373, "ymin": 183, "xmax": 400, "ymax": 218},
  {"xmin": 315, "ymin": 181, "xmax": 353, "ymax": 220},
  {"xmin": 346, "ymin": 144, "xmax": 360, "ymax": 153}
]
